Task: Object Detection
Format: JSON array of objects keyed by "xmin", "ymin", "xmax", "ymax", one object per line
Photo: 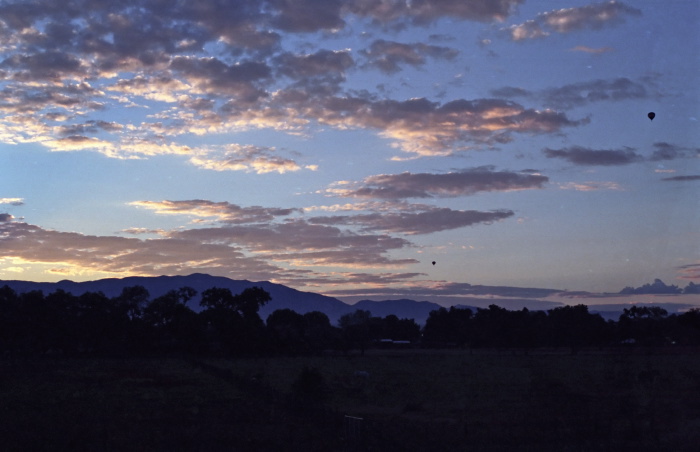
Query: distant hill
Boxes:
[
  {"xmin": 2, "ymin": 274, "xmax": 695, "ymax": 326},
  {"xmin": 0, "ymin": 273, "xmax": 354, "ymax": 323},
  {"xmin": 0, "ymin": 274, "xmax": 445, "ymax": 325}
]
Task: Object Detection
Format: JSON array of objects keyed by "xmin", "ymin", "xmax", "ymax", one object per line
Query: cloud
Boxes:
[
  {"xmin": 306, "ymin": 271, "xmax": 424, "ymax": 287},
  {"xmin": 360, "ymin": 39, "xmax": 458, "ymax": 73},
  {"xmin": 122, "ymin": 228, "xmax": 167, "ymax": 236},
  {"xmin": 491, "ymin": 77, "xmax": 649, "ymax": 109},
  {"xmin": 541, "ymin": 142, "xmax": 696, "ymax": 169},
  {"xmin": 130, "ymin": 200, "xmax": 299, "ymax": 224},
  {"xmin": 330, "ymin": 167, "xmax": 549, "ymax": 199},
  {"xmin": 0, "ymin": 198, "xmax": 24, "ymax": 206},
  {"xmin": 107, "ymin": 75, "xmax": 191, "ymax": 103},
  {"xmin": 543, "ymin": 146, "xmax": 643, "ymax": 166},
  {"xmin": 0, "ymin": 217, "xmax": 275, "ymax": 279},
  {"xmin": 542, "ymin": 78, "xmax": 648, "ymax": 109},
  {"xmin": 569, "ymin": 45, "xmax": 613, "ymax": 54},
  {"xmin": 168, "ymin": 56, "xmax": 271, "ymax": 102},
  {"xmin": 489, "ymin": 86, "xmax": 531, "ymax": 99},
  {"xmin": 326, "ymin": 280, "xmax": 561, "ymax": 299},
  {"xmin": 56, "ymin": 120, "xmax": 124, "ymax": 136},
  {"xmin": 304, "ymin": 96, "xmax": 583, "ymax": 156},
  {"xmin": 346, "ymin": 0, "xmax": 523, "ymax": 25},
  {"xmin": 188, "ymin": 144, "xmax": 309, "ymax": 174},
  {"xmin": 40, "ymin": 135, "xmax": 194, "ymax": 159},
  {"xmin": 558, "ymin": 181, "xmax": 622, "ymax": 191},
  {"xmin": 539, "ymin": 1, "xmax": 641, "ymax": 33},
  {"xmin": 43, "ymin": 135, "xmax": 114, "ymax": 153},
  {"xmin": 169, "ymin": 220, "xmax": 415, "ymax": 268},
  {"xmin": 508, "ymin": 20, "xmax": 549, "ymax": 41},
  {"xmin": 304, "ymin": 201, "xmax": 404, "ymax": 213},
  {"xmin": 309, "ymin": 207, "xmax": 514, "ymax": 235},
  {"xmin": 269, "ymin": 0, "xmax": 346, "ymax": 32},
  {"xmin": 1, "ymin": 51, "xmax": 88, "ymax": 81},
  {"xmin": 0, "ymin": 215, "xmax": 416, "ymax": 284},
  {"xmin": 661, "ymin": 175, "xmax": 700, "ymax": 182},
  {"xmin": 270, "ymin": 49, "xmax": 354, "ymax": 99},
  {"xmin": 0, "ymin": 0, "xmax": 582, "ymax": 161},
  {"xmin": 275, "ymin": 49, "xmax": 353, "ymax": 79},
  {"xmin": 0, "ymin": 0, "xmax": 523, "ymax": 67},
  {"xmin": 507, "ymin": 1, "xmax": 642, "ymax": 41},
  {"xmin": 677, "ymin": 263, "xmax": 700, "ymax": 280},
  {"xmin": 650, "ymin": 142, "xmax": 700, "ymax": 161},
  {"xmin": 0, "ymin": 0, "xmax": 521, "ymax": 86},
  {"xmin": 0, "ymin": 82, "xmax": 104, "ymax": 116}
]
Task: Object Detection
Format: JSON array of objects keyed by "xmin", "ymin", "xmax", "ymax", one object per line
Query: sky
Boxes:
[{"xmin": 0, "ymin": 0, "xmax": 698, "ymax": 307}]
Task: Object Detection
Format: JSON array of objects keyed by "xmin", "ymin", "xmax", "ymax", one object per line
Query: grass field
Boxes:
[{"xmin": 1, "ymin": 349, "xmax": 699, "ymax": 451}]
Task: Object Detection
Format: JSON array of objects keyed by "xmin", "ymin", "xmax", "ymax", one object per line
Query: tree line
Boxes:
[
  {"xmin": 1, "ymin": 284, "xmax": 699, "ymax": 357},
  {"xmin": 423, "ymin": 304, "xmax": 700, "ymax": 352}
]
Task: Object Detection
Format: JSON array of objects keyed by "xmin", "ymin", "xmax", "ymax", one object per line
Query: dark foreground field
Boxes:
[{"xmin": 1, "ymin": 349, "xmax": 699, "ymax": 451}]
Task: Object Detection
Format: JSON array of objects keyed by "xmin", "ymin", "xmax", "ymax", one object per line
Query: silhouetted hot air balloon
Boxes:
[
  {"xmin": 648, "ymin": 112, "xmax": 655, "ymax": 121},
  {"xmin": 432, "ymin": 261, "xmax": 436, "ymax": 266}
]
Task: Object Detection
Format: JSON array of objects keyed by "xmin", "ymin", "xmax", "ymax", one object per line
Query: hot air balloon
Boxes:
[
  {"xmin": 648, "ymin": 112, "xmax": 655, "ymax": 121},
  {"xmin": 432, "ymin": 261, "xmax": 436, "ymax": 266}
]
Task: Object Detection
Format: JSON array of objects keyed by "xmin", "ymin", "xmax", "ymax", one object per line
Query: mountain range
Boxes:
[
  {"xmin": 2, "ymin": 273, "xmax": 694, "ymax": 324},
  {"xmin": 0, "ymin": 273, "xmax": 450, "ymax": 325}
]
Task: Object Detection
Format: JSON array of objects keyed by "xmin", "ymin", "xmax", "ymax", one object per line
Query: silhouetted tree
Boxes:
[
  {"xmin": 201, "ymin": 286, "xmax": 270, "ymax": 321},
  {"xmin": 115, "ymin": 285, "xmax": 150, "ymax": 320},
  {"xmin": 78, "ymin": 291, "xmax": 131, "ymax": 354},
  {"xmin": 5, "ymin": 279, "xmax": 694, "ymax": 357},
  {"xmin": 265, "ymin": 309, "xmax": 339, "ymax": 355},
  {"xmin": 235, "ymin": 287, "xmax": 271, "ymax": 321},
  {"xmin": 339, "ymin": 309, "xmax": 374, "ymax": 355},
  {"xmin": 303, "ymin": 311, "xmax": 338, "ymax": 353},
  {"xmin": 521, "ymin": 309, "xmax": 548, "ymax": 349},
  {"xmin": 504, "ymin": 308, "xmax": 545, "ymax": 350},
  {"xmin": 546, "ymin": 305, "xmax": 607, "ymax": 354},
  {"xmin": 676, "ymin": 308, "xmax": 700, "ymax": 344},
  {"xmin": 621, "ymin": 305, "xmax": 668, "ymax": 321},
  {"xmin": 17, "ymin": 290, "xmax": 54, "ymax": 353},
  {"xmin": 423, "ymin": 307, "xmax": 473, "ymax": 347},
  {"xmin": 144, "ymin": 287, "xmax": 196, "ymax": 327},
  {"xmin": 423, "ymin": 307, "xmax": 451, "ymax": 345},
  {"xmin": 267, "ymin": 308, "xmax": 307, "ymax": 354},
  {"xmin": 678, "ymin": 308, "xmax": 700, "ymax": 328},
  {"xmin": 473, "ymin": 305, "xmax": 514, "ymax": 348},
  {"xmin": 45, "ymin": 289, "xmax": 80, "ymax": 353},
  {"xmin": 618, "ymin": 305, "xmax": 671, "ymax": 346},
  {"xmin": 200, "ymin": 286, "xmax": 271, "ymax": 355},
  {"xmin": 0, "ymin": 285, "xmax": 20, "ymax": 352},
  {"xmin": 143, "ymin": 287, "xmax": 201, "ymax": 354},
  {"xmin": 200, "ymin": 287, "xmax": 237, "ymax": 311},
  {"xmin": 423, "ymin": 304, "xmax": 613, "ymax": 351},
  {"xmin": 381, "ymin": 314, "xmax": 420, "ymax": 342},
  {"xmin": 110, "ymin": 286, "xmax": 151, "ymax": 354}
]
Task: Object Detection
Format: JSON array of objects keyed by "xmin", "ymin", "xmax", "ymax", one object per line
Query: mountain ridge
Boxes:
[
  {"xmin": 2, "ymin": 274, "xmax": 695, "ymax": 325},
  {"xmin": 0, "ymin": 273, "xmax": 446, "ymax": 324}
]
